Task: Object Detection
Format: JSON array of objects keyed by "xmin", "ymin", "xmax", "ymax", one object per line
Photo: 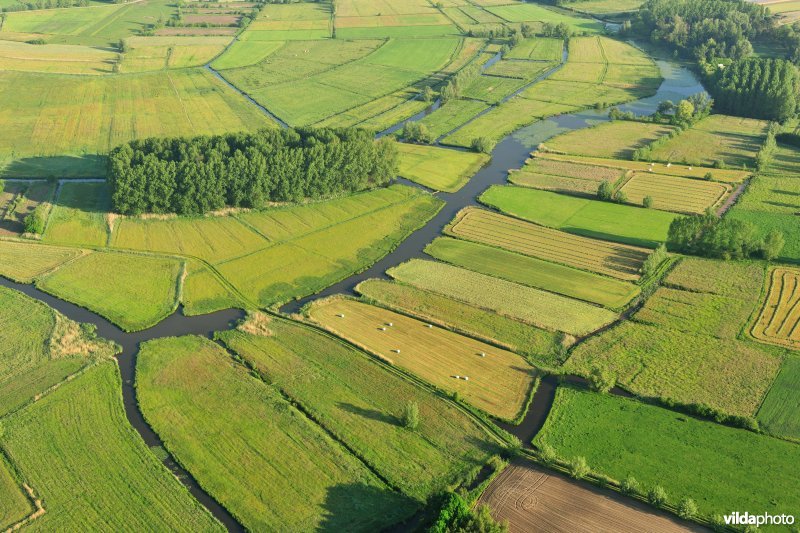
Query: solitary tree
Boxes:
[
  {"xmin": 422, "ymin": 86, "xmax": 435, "ymax": 104},
  {"xmin": 471, "ymin": 137, "xmax": 495, "ymax": 154},
  {"xmin": 597, "ymin": 180, "xmax": 614, "ymax": 201},
  {"xmin": 643, "ymin": 195, "xmax": 654, "ymax": 208}
]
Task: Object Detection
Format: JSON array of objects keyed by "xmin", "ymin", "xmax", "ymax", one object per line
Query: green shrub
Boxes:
[
  {"xmin": 597, "ymin": 180, "xmax": 614, "ymax": 201},
  {"xmin": 621, "ymin": 476, "xmax": 640, "ymax": 495},
  {"xmin": 569, "ymin": 456, "xmax": 590, "ymax": 479},
  {"xmin": 648, "ymin": 485, "xmax": 668, "ymax": 506},
  {"xmin": 24, "ymin": 205, "xmax": 46, "ymax": 235},
  {"xmin": 678, "ymin": 497, "xmax": 698, "ymax": 519},
  {"xmin": 403, "ymin": 400, "xmax": 419, "ymax": 430},
  {"xmin": 471, "ymin": 137, "xmax": 495, "ymax": 154},
  {"xmin": 643, "ymin": 195, "xmax": 654, "ymax": 208}
]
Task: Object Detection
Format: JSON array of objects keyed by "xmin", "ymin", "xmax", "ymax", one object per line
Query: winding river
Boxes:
[{"xmin": 1, "ymin": 53, "xmax": 705, "ymax": 531}]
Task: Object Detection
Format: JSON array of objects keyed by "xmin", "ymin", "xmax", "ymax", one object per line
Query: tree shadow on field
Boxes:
[
  {"xmin": 318, "ymin": 482, "xmax": 418, "ymax": 532},
  {"xmin": 337, "ymin": 402, "xmax": 400, "ymax": 426},
  {"xmin": 2, "ymin": 155, "xmax": 106, "ymax": 179}
]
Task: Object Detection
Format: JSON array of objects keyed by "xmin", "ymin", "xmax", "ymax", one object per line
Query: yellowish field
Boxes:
[
  {"xmin": 752, "ymin": 267, "xmax": 800, "ymax": 349},
  {"xmin": 0, "ymin": 40, "xmax": 117, "ymax": 75},
  {"xmin": 308, "ymin": 298, "xmax": 536, "ymax": 421},
  {"xmin": 544, "ymin": 120, "xmax": 676, "ymax": 160},
  {"xmin": 335, "ymin": 0, "xmax": 437, "ymax": 17},
  {"xmin": 397, "ymin": 142, "xmax": 488, "ymax": 192},
  {"xmin": 446, "ymin": 208, "xmax": 648, "ymax": 280},
  {"xmin": 0, "ymin": 240, "xmax": 83, "ymax": 282},
  {"xmin": 619, "ymin": 173, "xmax": 731, "ymax": 214},
  {"xmin": 120, "ymin": 36, "xmax": 232, "ymax": 72}
]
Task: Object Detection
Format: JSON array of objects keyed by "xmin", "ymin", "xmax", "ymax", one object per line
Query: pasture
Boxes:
[
  {"xmin": 0, "ymin": 455, "xmax": 31, "ymax": 531},
  {"xmin": 757, "ymin": 357, "xmax": 800, "ymax": 440},
  {"xmin": 44, "ymin": 182, "xmax": 109, "ymax": 247},
  {"xmin": 618, "ymin": 173, "xmax": 731, "ymax": 214},
  {"xmin": 356, "ymin": 279, "xmax": 561, "ymax": 365},
  {"xmin": 219, "ymin": 319, "xmax": 501, "ymax": 498},
  {"xmin": 426, "ymin": 237, "xmax": 639, "ymax": 309},
  {"xmin": 567, "ymin": 258, "xmax": 782, "ymax": 417},
  {"xmin": 504, "ymin": 37, "xmax": 564, "ymax": 61},
  {"xmin": 484, "ymin": 3, "xmax": 603, "ymax": 33},
  {"xmin": 0, "ymin": 241, "xmax": 82, "ymax": 282},
  {"xmin": 0, "ymin": 40, "xmax": 117, "ymax": 75},
  {"xmin": 37, "ymin": 251, "xmax": 182, "ymax": 331},
  {"xmin": 416, "ymin": 99, "xmax": 491, "ymax": 140},
  {"xmin": 120, "ymin": 36, "xmax": 232, "ymax": 72},
  {"xmin": 480, "ymin": 186, "xmax": 676, "ymax": 247},
  {"xmin": 647, "ymin": 115, "xmax": 768, "ymax": 168},
  {"xmin": 446, "ymin": 207, "xmax": 649, "ymax": 280},
  {"xmin": 565, "ymin": 0, "xmax": 644, "ymax": 14},
  {"xmin": 544, "ymin": 121, "xmax": 677, "ymax": 160},
  {"xmin": 181, "ymin": 261, "xmax": 240, "ymax": 316},
  {"xmin": 307, "ymin": 297, "xmax": 536, "ymax": 421},
  {"xmin": 535, "ymin": 388, "xmax": 800, "ymax": 519},
  {"xmin": 136, "ymin": 335, "xmax": 413, "ymax": 531},
  {"xmin": 397, "ymin": 143, "xmax": 488, "ymax": 192},
  {"xmin": 211, "ymin": 40, "xmax": 285, "ymax": 70},
  {"xmin": 752, "ymin": 267, "xmax": 800, "ymax": 349},
  {"xmin": 387, "ymin": 259, "xmax": 617, "ymax": 336},
  {"xmin": 1, "ymin": 361, "xmax": 221, "ymax": 531}
]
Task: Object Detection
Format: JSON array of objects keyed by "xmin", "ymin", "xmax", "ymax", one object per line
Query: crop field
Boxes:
[
  {"xmin": 44, "ymin": 182, "xmax": 109, "ymax": 247},
  {"xmin": 0, "ymin": 241, "xmax": 82, "ymax": 282},
  {"xmin": 509, "ymin": 171, "xmax": 606, "ymax": 195},
  {"xmin": 535, "ymin": 388, "xmax": 800, "ymax": 519},
  {"xmin": 447, "ymin": 207, "xmax": 649, "ymax": 280},
  {"xmin": 484, "ymin": 3, "xmax": 603, "ymax": 33},
  {"xmin": 647, "ymin": 115, "xmax": 768, "ymax": 168},
  {"xmin": 416, "ymin": 99, "xmax": 491, "ymax": 139},
  {"xmin": 181, "ymin": 261, "xmax": 240, "ymax": 316},
  {"xmin": 618, "ymin": 173, "xmax": 731, "ymax": 214},
  {"xmin": 243, "ymin": 1, "xmax": 331, "ymax": 40},
  {"xmin": 505, "ymin": 37, "xmax": 564, "ymax": 61},
  {"xmin": 307, "ymin": 297, "xmax": 536, "ymax": 421},
  {"xmin": 37, "ymin": 251, "xmax": 182, "ymax": 331},
  {"xmin": 387, "ymin": 259, "xmax": 617, "ymax": 336},
  {"xmin": 522, "ymin": 157, "xmax": 624, "ymax": 181},
  {"xmin": 356, "ymin": 279, "xmax": 562, "ymax": 365},
  {"xmin": 136, "ymin": 335, "xmax": 413, "ymax": 531},
  {"xmin": 120, "ymin": 36, "xmax": 232, "ymax": 72},
  {"xmin": 0, "ymin": 69, "xmax": 273, "ymax": 170},
  {"xmin": 481, "ymin": 186, "xmax": 676, "ymax": 247},
  {"xmin": 483, "ymin": 59, "xmax": 553, "ymax": 81},
  {"xmin": 752, "ymin": 267, "xmax": 800, "ymax": 349},
  {"xmin": 479, "ymin": 460, "xmax": 689, "ymax": 533},
  {"xmin": 0, "ymin": 454, "xmax": 31, "ymax": 530},
  {"xmin": 0, "ymin": 180, "xmax": 55, "ymax": 237},
  {"xmin": 567, "ymin": 258, "xmax": 782, "ymax": 417},
  {"xmin": 544, "ymin": 121, "xmax": 677, "ymax": 160},
  {"xmin": 426, "ymin": 237, "xmax": 639, "ymax": 309},
  {"xmin": 0, "ymin": 361, "xmax": 222, "ymax": 530},
  {"xmin": 460, "ymin": 74, "xmax": 528, "ymax": 104},
  {"xmin": 397, "ymin": 143, "xmax": 488, "ymax": 192},
  {"xmin": 219, "ymin": 319, "xmax": 501, "ymax": 498},
  {"xmin": 211, "ymin": 40, "xmax": 285, "ymax": 70},
  {"xmin": 757, "ymin": 357, "xmax": 800, "ymax": 440},
  {"xmin": 509, "ymin": 156, "xmax": 623, "ymax": 195},
  {"xmin": 0, "ymin": 40, "xmax": 117, "ymax": 75},
  {"xmin": 565, "ymin": 0, "xmax": 644, "ymax": 14}
]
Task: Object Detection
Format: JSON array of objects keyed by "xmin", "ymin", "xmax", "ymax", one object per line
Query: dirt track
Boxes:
[{"xmin": 478, "ymin": 461, "xmax": 706, "ymax": 533}]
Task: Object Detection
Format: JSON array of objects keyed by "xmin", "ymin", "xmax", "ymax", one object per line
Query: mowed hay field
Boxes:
[
  {"xmin": 308, "ymin": 298, "xmax": 536, "ymax": 421},
  {"xmin": 426, "ymin": 237, "xmax": 639, "ymax": 309},
  {"xmin": 218, "ymin": 318, "xmax": 501, "ymax": 499},
  {"xmin": 478, "ymin": 460, "xmax": 690, "ymax": 533},
  {"xmin": 1, "ymin": 361, "xmax": 222, "ymax": 531},
  {"xmin": 618, "ymin": 173, "xmax": 731, "ymax": 214},
  {"xmin": 544, "ymin": 120, "xmax": 677, "ymax": 160},
  {"xmin": 37, "ymin": 251, "xmax": 183, "ymax": 331},
  {"xmin": 136, "ymin": 335, "xmax": 414, "ymax": 531},
  {"xmin": 0, "ymin": 69, "xmax": 274, "ymax": 165},
  {"xmin": 44, "ymin": 182, "xmax": 110, "ymax": 247},
  {"xmin": 535, "ymin": 388, "xmax": 800, "ymax": 520},
  {"xmin": 387, "ymin": 259, "xmax": 617, "ymax": 336},
  {"xmin": 0, "ymin": 240, "xmax": 82, "ymax": 282},
  {"xmin": 446, "ymin": 208, "xmax": 649, "ymax": 281},
  {"xmin": 0, "ymin": 40, "xmax": 117, "ymax": 75},
  {"xmin": 752, "ymin": 267, "xmax": 800, "ymax": 349},
  {"xmin": 397, "ymin": 143, "xmax": 489, "ymax": 192},
  {"xmin": 647, "ymin": 115, "xmax": 768, "ymax": 168},
  {"xmin": 480, "ymin": 186, "xmax": 677, "ymax": 247},
  {"xmin": 757, "ymin": 357, "xmax": 800, "ymax": 440},
  {"xmin": 0, "ymin": 454, "xmax": 31, "ymax": 531},
  {"xmin": 567, "ymin": 258, "xmax": 783, "ymax": 417}
]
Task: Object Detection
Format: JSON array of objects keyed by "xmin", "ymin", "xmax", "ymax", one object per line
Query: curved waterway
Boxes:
[{"xmin": 1, "ymin": 55, "xmax": 704, "ymax": 531}]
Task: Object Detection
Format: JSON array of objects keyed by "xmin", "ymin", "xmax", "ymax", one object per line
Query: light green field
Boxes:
[
  {"xmin": 356, "ymin": 279, "xmax": 562, "ymax": 365},
  {"xmin": 388, "ymin": 259, "xmax": 617, "ymax": 336},
  {"xmin": 219, "ymin": 318, "xmax": 501, "ymax": 499},
  {"xmin": 567, "ymin": 259, "xmax": 782, "ymax": 417},
  {"xmin": 461, "ymin": 74, "xmax": 528, "ymax": 104},
  {"xmin": 1, "ymin": 361, "xmax": 222, "ymax": 531},
  {"xmin": 536, "ymin": 388, "xmax": 800, "ymax": 519},
  {"xmin": 120, "ymin": 36, "xmax": 232, "ymax": 72},
  {"xmin": 211, "ymin": 40, "xmax": 285, "ymax": 70},
  {"xmin": 480, "ymin": 185, "xmax": 676, "ymax": 248},
  {"xmin": 0, "ymin": 240, "xmax": 82, "ymax": 282},
  {"xmin": 426, "ymin": 237, "xmax": 639, "ymax": 309},
  {"xmin": 485, "ymin": 3, "xmax": 603, "ymax": 33},
  {"xmin": 397, "ymin": 142, "xmax": 489, "ymax": 192},
  {"xmin": 505, "ymin": 37, "xmax": 564, "ymax": 61},
  {"xmin": 44, "ymin": 182, "xmax": 109, "ymax": 247},
  {"xmin": 416, "ymin": 99, "xmax": 491, "ymax": 139},
  {"xmin": 0, "ymin": 40, "xmax": 117, "ymax": 75},
  {"xmin": 544, "ymin": 121, "xmax": 677, "ymax": 160},
  {"xmin": 37, "ymin": 251, "xmax": 182, "ymax": 331},
  {"xmin": 181, "ymin": 261, "xmax": 240, "ymax": 316},
  {"xmin": 308, "ymin": 297, "xmax": 536, "ymax": 420},
  {"xmin": 757, "ymin": 357, "xmax": 800, "ymax": 440},
  {"xmin": 565, "ymin": 0, "xmax": 643, "ymax": 14},
  {"xmin": 0, "ymin": 454, "xmax": 31, "ymax": 530},
  {"xmin": 136, "ymin": 335, "xmax": 414, "ymax": 531}
]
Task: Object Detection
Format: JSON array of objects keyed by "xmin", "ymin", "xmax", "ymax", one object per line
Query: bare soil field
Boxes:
[{"xmin": 479, "ymin": 461, "xmax": 699, "ymax": 533}]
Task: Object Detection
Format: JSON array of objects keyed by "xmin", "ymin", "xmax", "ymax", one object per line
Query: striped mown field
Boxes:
[
  {"xmin": 752, "ymin": 267, "xmax": 800, "ymax": 349},
  {"xmin": 618, "ymin": 172, "xmax": 731, "ymax": 214}
]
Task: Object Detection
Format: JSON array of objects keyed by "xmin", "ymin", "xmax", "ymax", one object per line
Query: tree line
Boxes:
[
  {"xmin": 667, "ymin": 210, "xmax": 784, "ymax": 260},
  {"xmin": 108, "ymin": 128, "xmax": 398, "ymax": 215},
  {"xmin": 709, "ymin": 58, "xmax": 799, "ymax": 121}
]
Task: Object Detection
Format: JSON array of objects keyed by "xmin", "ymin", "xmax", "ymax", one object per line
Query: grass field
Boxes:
[
  {"xmin": 426, "ymin": 237, "xmax": 639, "ymax": 309},
  {"xmin": 307, "ymin": 297, "xmax": 536, "ymax": 421},
  {"xmin": 218, "ymin": 318, "xmax": 501, "ymax": 498},
  {"xmin": 618, "ymin": 172, "xmax": 731, "ymax": 214},
  {"xmin": 0, "ymin": 241, "xmax": 82, "ymax": 282},
  {"xmin": 0, "ymin": 454, "xmax": 31, "ymax": 530},
  {"xmin": 37, "ymin": 251, "xmax": 182, "ymax": 331},
  {"xmin": 136, "ymin": 335, "xmax": 414, "ymax": 531},
  {"xmin": 485, "ymin": 3, "xmax": 603, "ymax": 33},
  {"xmin": 544, "ymin": 121, "xmax": 677, "ymax": 160},
  {"xmin": 0, "ymin": 69, "xmax": 274, "ymax": 172},
  {"xmin": 356, "ymin": 279, "xmax": 563, "ymax": 365},
  {"xmin": 648, "ymin": 115, "xmax": 768, "ymax": 168},
  {"xmin": 752, "ymin": 267, "xmax": 800, "ymax": 349},
  {"xmin": 416, "ymin": 98, "xmax": 491, "ymax": 139},
  {"xmin": 757, "ymin": 356, "xmax": 800, "ymax": 440},
  {"xmin": 446, "ymin": 207, "xmax": 649, "ymax": 280},
  {"xmin": 181, "ymin": 261, "xmax": 240, "ymax": 316},
  {"xmin": 535, "ymin": 388, "xmax": 800, "ymax": 519},
  {"xmin": 387, "ymin": 259, "xmax": 617, "ymax": 336},
  {"xmin": 0, "ymin": 180, "xmax": 55, "ymax": 237},
  {"xmin": 505, "ymin": 37, "xmax": 564, "ymax": 61},
  {"xmin": 44, "ymin": 182, "xmax": 109, "ymax": 247},
  {"xmin": 211, "ymin": 39, "xmax": 285, "ymax": 70},
  {"xmin": 565, "ymin": 0, "xmax": 644, "ymax": 14},
  {"xmin": 120, "ymin": 36, "xmax": 232, "ymax": 72},
  {"xmin": 567, "ymin": 258, "xmax": 782, "ymax": 417},
  {"xmin": 397, "ymin": 142, "xmax": 488, "ymax": 192},
  {"xmin": 480, "ymin": 186, "xmax": 676, "ymax": 248},
  {"xmin": 1, "ymin": 361, "xmax": 221, "ymax": 531},
  {"xmin": 0, "ymin": 40, "xmax": 117, "ymax": 75}
]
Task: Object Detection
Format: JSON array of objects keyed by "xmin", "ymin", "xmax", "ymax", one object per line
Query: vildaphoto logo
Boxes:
[{"xmin": 723, "ymin": 512, "xmax": 795, "ymax": 526}]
